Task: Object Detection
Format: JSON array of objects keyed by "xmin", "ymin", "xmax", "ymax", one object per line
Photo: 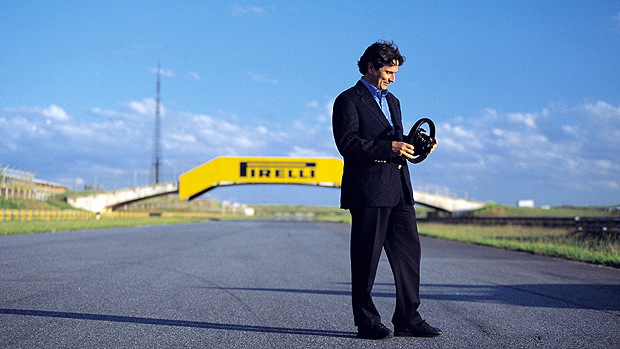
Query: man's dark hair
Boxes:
[{"xmin": 358, "ymin": 40, "xmax": 405, "ymax": 75}]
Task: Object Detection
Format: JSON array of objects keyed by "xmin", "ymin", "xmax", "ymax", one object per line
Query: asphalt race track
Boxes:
[{"xmin": 1, "ymin": 220, "xmax": 619, "ymax": 348}]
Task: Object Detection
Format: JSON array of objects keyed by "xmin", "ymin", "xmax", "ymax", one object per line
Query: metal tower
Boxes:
[{"xmin": 153, "ymin": 62, "xmax": 161, "ymax": 184}]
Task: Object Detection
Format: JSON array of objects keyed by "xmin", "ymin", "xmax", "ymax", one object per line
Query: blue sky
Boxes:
[{"xmin": 1, "ymin": 1, "xmax": 619, "ymax": 207}]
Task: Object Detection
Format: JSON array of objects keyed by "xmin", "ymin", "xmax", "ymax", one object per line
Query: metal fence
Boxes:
[
  {"xmin": 76, "ymin": 167, "xmax": 181, "ymax": 192},
  {"xmin": 412, "ymin": 181, "xmax": 471, "ymax": 199},
  {"xmin": 422, "ymin": 216, "xmax": 620, "ymax": 238},
  {"xmin": 1, "ymin": 166, "xmax": 70, "ymax": 201},
  {"xmin": 0, "ymin": 166, "xmax": 34, "ymax": 189},
  {"xmin": 0, "ymin": 209, "xmax": 149, "ymax": 221}
]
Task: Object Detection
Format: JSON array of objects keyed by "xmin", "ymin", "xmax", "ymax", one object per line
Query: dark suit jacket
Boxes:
[{"xmin": 333, "ymin": 80, "xmax": 414, "ymax": 209}]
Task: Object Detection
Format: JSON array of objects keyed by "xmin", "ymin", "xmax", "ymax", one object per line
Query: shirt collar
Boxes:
[{"xmin": 360, "ymin": 77, "xmax": 388, "ymax": 99}]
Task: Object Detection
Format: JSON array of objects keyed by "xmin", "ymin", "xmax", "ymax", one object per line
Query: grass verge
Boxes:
[
  {"xmin": 417, "ymin": 222, "xmax": 620, "ymax": 268},
  {"xmin": 0, "ymin": 216, "xmax": 222, "ymax": 235}
]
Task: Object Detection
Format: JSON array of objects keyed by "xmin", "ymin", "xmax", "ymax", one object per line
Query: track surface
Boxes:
[{"xmin": 1, "ymin": 220, "xmax": 619, "ymax": 348}]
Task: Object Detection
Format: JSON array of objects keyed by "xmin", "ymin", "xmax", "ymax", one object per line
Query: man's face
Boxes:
[{"xmin": 365, "ymin": 61, "xmax": 398, "ymax": 91}]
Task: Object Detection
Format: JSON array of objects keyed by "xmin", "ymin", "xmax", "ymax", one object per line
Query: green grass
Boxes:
[
  {"xmin": 0, "ymin": 196, "xmax": 74, "ymax": 211},
  {"xmin": 467, "ymin": 203, "xmax": 619, "ymax": 218},
  {"xmin": 0, "ymin": 216, "xmax": 219, "ymax": 235},
  {"xmin": 417, "ymin": 222, "xmax": 620, "ymax": 268},
  {"xmin": 254, "ymin": 204, "xmax": 352, "ymax": 222}
]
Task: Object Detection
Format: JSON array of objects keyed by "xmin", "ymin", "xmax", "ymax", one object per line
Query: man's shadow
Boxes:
[
  {"xmin": 204, "ymin": 283, "xmax": 620, "ymax": 312},
  {"xmin": 3, "ymin": 282, "xmax": 617, "ymax": 338},
  {"xmin": 0, "ymin": 308, "xmax": 357, "ymax": 338}
]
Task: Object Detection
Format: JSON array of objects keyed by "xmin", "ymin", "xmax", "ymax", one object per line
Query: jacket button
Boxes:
[{"xmin": 398, "ymin": 165, "xmax": 402, "ymax": 169}]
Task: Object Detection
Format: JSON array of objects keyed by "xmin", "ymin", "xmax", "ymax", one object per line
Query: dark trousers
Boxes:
[{"xmin": 349, "ymin": 189, "xmax": 422, "ymax": 328}]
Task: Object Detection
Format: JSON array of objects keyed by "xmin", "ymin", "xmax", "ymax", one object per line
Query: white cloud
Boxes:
[
  {"xmin": 595, "ymin": 159, "xmax": 613, "ymax": 170},
  {"xmin": 572, "ymin": 101, "xmax": 620, "ymax": 147},
  {"xmin": 149, "ymin": 67, "xmax": 174, "ymax": 77},
  {"xmin": 561, "ymin": 125, "xmax": 578, "ymax": 136},
  {"xmin": 288, "ymin": 146, "xmax": 332, "ymax": 158},
  {"xmin": 170, "ymin": 133, "xmax": 196, "ymax": 144},
  {"xmin": 507, "ymin": 111, "xmax": 537, "ymax": 128},
  {"xmin": 438, "ymin": 123, "xmax": 482, "ymax": 152},
  {"xmin": 188, "ymin": 72, "xmax": 200, "ymax": 80},
  {"xmin": 247, "ymin": 71, "xmax": 278, "ymax": 84},
  {"xmin": 582, "ymin": 100, "xmax": 620, "ymax": 118},
  {"xmin": 124, "ymin": 98, "xmax": 165, "ymax": 118},
  {"xmin": 127, "ymin": 100, "xmax": 153, "ymax": 116},
  {"xmin": 424, "ymin": 102, "xmax": 620, "ymax": 204},
  {"xmin": 325, "ymin": 100, "xmax": 334, "ymax": 117},
  {"xmin": 4, "ymin": 105, "xmax": 70, "ymax": 122},
  {"xmin": 306, "ymin": 101, "xmax": 319, "ymax": 108},
  {"xmin": 89, "ymin": 107, "xmax": 122, "ymax": 118},
  {"xmin": 305, "ymin": 99, "xmax": 334, "ymax": 124},
  {"xmin": 231, "ymin": 4, "xmax": 264, "ymax": 16},
  {"xmin": 41, "ymin": 105, "xmax": 70, "ymax": 121}
]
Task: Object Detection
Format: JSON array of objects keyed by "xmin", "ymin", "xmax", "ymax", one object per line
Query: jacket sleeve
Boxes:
[{"xmin": 332, "ymin": 92, "xmax": 393, "ymax": 164}]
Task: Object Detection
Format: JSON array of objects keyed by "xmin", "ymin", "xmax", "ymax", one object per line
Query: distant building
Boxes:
[
  {"xmin": 84, "ymin": 184, "xmax": 104, "ymax": 191},
  {"xmin": 1, "ymin": 166, "xmax": 68, "ymax": 200},
  {"xmin": 34, "ymin": 178, "xmax": 70, "ymax": 198},
  {"xmin": 517, "ymin": 199, "xmax": 535, "ymax": 208}
]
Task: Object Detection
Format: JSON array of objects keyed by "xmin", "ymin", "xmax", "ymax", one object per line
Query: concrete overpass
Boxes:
[
  {"xmin": 413, "ymin": 190, "xmax": 484, "ymax": 214},
  {"xmin": 67, "ymin": 157, "xmax": 485, "ymax": 214},
  {"xmin": 67, "ymin": 182, "xmax": 179, "ymax": 214}
]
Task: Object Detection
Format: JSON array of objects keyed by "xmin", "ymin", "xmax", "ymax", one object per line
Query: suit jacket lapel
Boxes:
[
  {"xmin": 354, "ymin": 81, "xmax": 392, "ymax": 129},
  {"xmin": 387, "ymin": 93, "xmax": 403, "ymax": 139}
]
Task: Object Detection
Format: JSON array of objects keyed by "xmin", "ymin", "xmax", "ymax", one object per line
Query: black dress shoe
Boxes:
[
  {"xmin": 357, "ymin": 323, "xmax": 394, "ymax": 340},
  {"xmin": 394, "ymin": 320, "xmax": 442, "ymax": 337}
]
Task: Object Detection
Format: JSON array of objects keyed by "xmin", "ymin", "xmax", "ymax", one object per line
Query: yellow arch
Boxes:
[{"xmin": 179, "ymin": 157, "xmax": 344, "ymax": 200}]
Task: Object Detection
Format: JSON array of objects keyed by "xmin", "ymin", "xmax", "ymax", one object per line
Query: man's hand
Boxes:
[
  {"xmin": 429, "ymin": 138, "xmax": 438, "ymax": 154},
  {"xmin": 392, "ymin": 141, "xmax": 415, "ymax": 160}
]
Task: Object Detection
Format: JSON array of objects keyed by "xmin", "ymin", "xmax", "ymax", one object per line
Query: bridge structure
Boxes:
[
  {"xmin": 67, "ymin": 182, "xmax": 179, "ymax": 214},
  {"xmin": 67, "ymin": 157, "xmax": 485, "ymax": 215}
]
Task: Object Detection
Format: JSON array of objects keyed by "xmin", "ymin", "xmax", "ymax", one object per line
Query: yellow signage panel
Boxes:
[{"xmin": 179, "ymin": 157, "xmax": 343, "ymax": 200}]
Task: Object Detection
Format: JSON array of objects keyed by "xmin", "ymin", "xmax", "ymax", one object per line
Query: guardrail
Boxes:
[
  {"xmin": 0, "ymin": 209, "xmax": 149, "ymax": 221},
  {"xmin": 574, "ymin": 217, "xmax": 620, "ymax": 238},
  {"xmin": 422, "ymin": 216, "xmax": 620, "ymax": 238}
]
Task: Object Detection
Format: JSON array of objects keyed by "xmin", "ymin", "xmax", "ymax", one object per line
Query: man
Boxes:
[{"xmin": 332, "ymin": 40, "xmax": 441, "ymax": 340}]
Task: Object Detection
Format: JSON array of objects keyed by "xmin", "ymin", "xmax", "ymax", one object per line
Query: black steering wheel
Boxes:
[{"xmin": 403, "ymin": 118, "xmax": 436, "ymax": 164}]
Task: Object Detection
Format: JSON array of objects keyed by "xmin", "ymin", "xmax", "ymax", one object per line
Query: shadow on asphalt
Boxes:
[
  {"xmin": 204, "ymin": 283, "xmax": 620, "ymax": 312},
  {"xmin": 3, "ymin": 283, "xmax": 616, "ymax": 337},
  {"xmin": 420, "ymin": 283, "xmax": 620, "ymax": 311},
  {"xmin": 0, "ymin": 308, "xmax": 357, "ymax": 338}
]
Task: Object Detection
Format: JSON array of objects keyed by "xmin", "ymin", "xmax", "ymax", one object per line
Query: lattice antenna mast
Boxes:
[{"xmin": 153, "ymin": 62, "xmax": 161, "ymax": 184}]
